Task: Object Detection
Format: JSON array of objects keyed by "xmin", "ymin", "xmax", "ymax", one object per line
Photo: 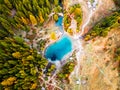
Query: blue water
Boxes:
[
  {"xmin": 44, "ymin": 35, "xmax": 72, "ymax": 61},
  {"xmin": 55, "ymin": 16, "xmax": 64, "ymax": 33}
]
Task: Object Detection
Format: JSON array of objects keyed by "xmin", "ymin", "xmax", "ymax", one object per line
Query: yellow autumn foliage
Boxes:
[
  {"xmin": 39, "ymin": 15, "xmax": 44, "ymax": 24},
  {"xmin": 1, "ymin": 77, "xmax": 16, "ymax": 86},
  {"xmin": 50, "ymin": 32, "xmax": 57, "ymax": 40},
  {"xmin": 76, "ymin": 29, "xmax": 79, "ymax": 33},
  {"xmin": 65, "ymin": 74, "xmax": 69, "ymax": 78},
  {"xmin": 16, "ymin": 24, "xmax": 22, "ymax": 28},
  {"xmin": 53, "ymin": 14, "xmax": 58, "ymax": 21},
  {"xmin": 19, "ymin": 70, "xmax": 26, "ymax": 76},
  {"xmin": 29, "ymin": 15, "xmax": 37, "ymax": 25},
  {"xmin": 84, "ymin": 35, "xmax": 90, "ymax": 41},
  {"xmin": 21, "ymin": 17, "xmax": 28, "ymax": 25},
  {"xmin": 26, "ymin": 55, "xmax": 34, "ymax": 60},
  {"xmin": 12, "ymin": 52, "xmax": 21, "ymax": 59},
  {"xmin": 30, "ymin": 68, "xmax": 37, "ymax": 75},
  {"xmin": 31, "ymin": 83, "xmax": 37, "ymax": 89},
  {"xmin": 64, "ymin": 23, "xmax": 70, "ymax": 30},
  {"xmin": 67, "ymin": 29, "xmax": 73, "ymax": 35},
  {"xmin": 7, "ymin": 77, "xmax": 16, "ymax": 81},
  {"xmin": 74, "ymin": 8, "xmax": 81, "ymax": 16},
  {"xmin": 22, "ymin": 58, "xmax": 26, "ymax": 64},
  {"xmin": 38, "ymin": 12, "xmax": 44, "ymax": 24},
  {"xmin": 4, "ymin": 88, "xmax": 10, "ymax": 90},
  {"xmin": 1, "ymin": 80, "xmax": 11, "ymax": 86}
]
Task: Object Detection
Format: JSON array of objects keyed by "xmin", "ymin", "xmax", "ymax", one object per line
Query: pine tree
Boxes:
[
  {"xmin": 14, "ymin": 16, "xmax": 22, "ymax": 24},
  {"xmin": 16, "ymin": 11, "xmax": 26, "ymax": 18},
  {"xmin": 21, "ymin": 5, "xmax": 28, "ymax": 17},
  {"xmin": 28, "ymin": 4, "xmax": 32, "ymax": 11},
  {"xmin": 46, "ymin": 0, "xmax": 51, "ymax": 8},
  {"xmin": 54, "ymin": 6, "xmax": 62, "ymax": 13},
  {"xmin": 4, "ymin": 0, "xmax": 12, "ymax": 9},
  {"xmin": 0, "ymin": 4, "xmax": 11, "ymax": 15},
  {"xmin": 54, "ymin": 0, "xmax": 59, "ymax": 6},
  {"xmin": 22, "ymin": 0, "xmax": 29, "ymax": 8},
  {"xmin": 0, "ymin": 16, "xmax": 10, "ymax": 25},
  {"xmin": 1, "ymin": 22, "xmax": 14, "ymax": 35},
  {"xmin": 32, "ymin": 0, "xmax": 38, "ymax": 13},
  {"xmin": 17, "ymin": 1, "xmax": 23, "ymax": 11},
  {"xmin": 32, "ymin": 0, "xmax": 38, "ymax": 7},
  {"xmin": 38, "ymin": 0, "xmax": 44, "ymax": 6},
  {"xmin": 0, "ymin": 29, "xmax": 8, "ymax": 38},
  {"xmin": 7, "ymin": 18, "xmax": 18, "ymax": 29},
  {"xmin": 46, "ymin": 7, "xmax": 50, "ymax": 14},
  {"xmin": 23, "ymin": 0, "xmax": 32, "ymax": 12}
]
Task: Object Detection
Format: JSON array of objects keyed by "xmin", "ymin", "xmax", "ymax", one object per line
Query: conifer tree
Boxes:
[
  {"xmin": 1, "ymin": 22, "xmax": 12, "ymax": 32},
  {"xmin": 46, "ymin": 0, "xmax": 51, "ymax": 8},
  {"xmin": 22, "ymin": 0, "xmax": 32, "ymax": 12},
  {"xmin": 16, "ymin": 11, "xmax": 26, "ymax": 18},
  {"xmin": 0, "ymin": 16, "xmax": 10, "ymax": 25},
  {"xmin": 21, "ymin": 17, "xmax": 28, "ymax": 25},
  {"xmin": 4, "ymin": 0, "xmax": 12, "ymax": 9},
  {"xmin": 53, "ymin": 14, "xmax": 58, "ymax": 21},
  {"xmin": 38, "ymin": 0, "xmax": 44, "ymax": 6},
  {"xmin": 21, "ymin": 5, "xmax": 28, "ymax": 17},
  {"xmin": 0, "ymin": 29, "xmax": 8, "ymax": 39},
  {"xmin": 50, "ymin": 32, "xmax": 57, "ymax": 40},
  {"xmin": 74, "ymin": 8, "xmax": 81, "ymax": 16},
  {"xmin": 38, "ymin": 11, "xmax": 44, "ymax": 23},
  {"xmin": 39, "ymin": 15, "xmax": 44, "ymax": 24},
  {"xmin": 28, "ymin": 4, "xmax": 32, "ymax": 11},
  {"xmin": 0, "ymin": 4, "xmax": 11, "ymax": 15},
  {"xmin": 14, "ymin": 16, "xmax": 21, "ymax": 24},
  {"xmin": 17, "ymin": 1, "xmax": 23, "ymax": 11},
  {"xmin": 54, "ymin": 0, "xmax": 59, "ymax": 6},
  {"xmin": 29, "ymin": 14, "xmax": 37, "ymax": 25}
]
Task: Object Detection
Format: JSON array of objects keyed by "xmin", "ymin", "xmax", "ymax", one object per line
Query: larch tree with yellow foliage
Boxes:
[
  {"xmin": 74, "ymin": 8, "xmax": 81, "ymax": 16},
  {"xmin": 21, "ymin": 17, "xmax": 28, "ymax": 25},
  {"xmin": 1, "ymin": 77, "xmax": 16, "ymax": 86},
  {"xmin": 12, "ymin": 52, "xmax": 21, "ymax": 59},
  {"xmin": 67, "ymin": 28, "xmax": 73, "ymax": 35},
  {"xmin": 53, "ymin": 14, "xmax": 58, "ymax": 21},
  {"xmin": 29, "ymin": 14, "xmax": 37, "ymax": 26},
  {"xmin": 30, "ymin": 83, "xmax": 37, "ymax": 89},
  {"xmin": 38, "ymin": 12, "xmax": 44, "ymax": 24},
  {"xmin": 50, "ymin": 32, "xmax": 57, "ymax": 40}
]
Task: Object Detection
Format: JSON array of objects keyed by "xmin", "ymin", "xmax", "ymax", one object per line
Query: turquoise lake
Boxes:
[
  {"xmin": 44, "ymin": 35, "xmax": 72, "ymax": 61},
  {"xmin": 55, "ymin": 16, "xmax": 64, "ymax": 33}
]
